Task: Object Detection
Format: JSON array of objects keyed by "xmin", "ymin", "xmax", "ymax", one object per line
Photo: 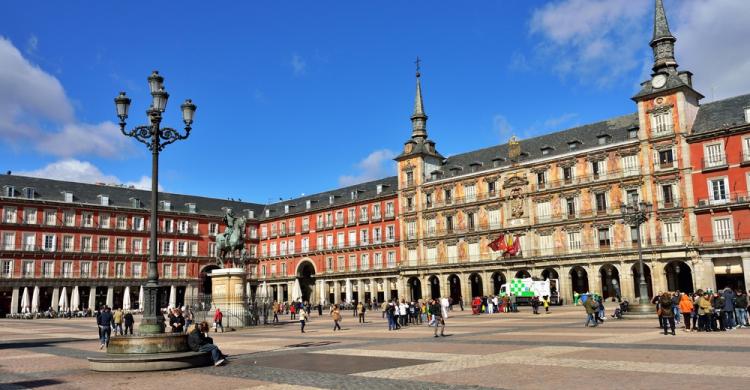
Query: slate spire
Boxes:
[
  {"xmin": 650, "ymin": 0, "xmax": 678, "ymax": 73},
  {"xmin": 410, "ymin": 57, "xmax": 428, "ymax": 141}
]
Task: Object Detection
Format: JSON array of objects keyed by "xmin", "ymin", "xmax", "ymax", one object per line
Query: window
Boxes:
[
  {"xmin": 132, "ymin": 239, "xmax": 143, "ymax": 254},
  {"xmin": 387, "ymin": 251, "xmax": 396, "ymax": 268},
  {"xmin": 444, "ymin": 189, "xmax": 453, "ymax": 204},
  {"xmin": 425, "ymin": 218, "xmax": 436, "ymax": 237},
  {"xmin": 662, "ymin": 185, "xmax": 674, "ymax": 206},
  {"xmin": 208, "ymin": 243, "xmax": 216, "ymax": 258},
  {"xmin": 536, "ymin": 171, "xmax": 547, "ymax": 189},
  {"xmin": 539, "ymin": 234, "xmax": 553, "ymax": 256},
  {"xmin": 407, "ymin": 249, "xmax": 417, "ymax": 266},
  {"xmin": 316, "ymin": 235, "xmax": 323, "ymax": 250},
  {"xmin": 3, "ymin": 185, "xmax": 14, "ymax": 197},
  {"xmin": 2, "ymin": 233, "xmax": 14, "ymax": 250},
  {"xmin": 24, "ymin": 187, "xmax": 35, "ymax": 199},
  {"xmin": 709, "ymin": 178, "xmax": 729, "ymax": 204},
  {"xmin": 562, "ymin": 167, "xmax": 574, "ymax": 184},
  {"xmin": 468, "ymin": 242, "xmax": 480, "ymax": 261},
  {"xmin": 630, "ymin": 226, "xmax": 641, "ymax": 245},
  {"xmin": 98, "ymin": 237, "xmax": 109, "ymax": 253},
  {"xmin": 22, "ymin": 261, "xmax": 34, "ymax": 277},
  {"xmin": 704, "ymin": 143, "xmax": 726, "ymax": 167},
  {"xmin": 43, "ymin": 234, "xmax": 55, "ymax": 251},
  {"xmin": 373, "ymin": 204, "xmax": 381, "ymax": 219},
  {"xmin": 335, "ymin": 211, "xmax": 344, "ymax": 226},
  {"xmin": 64, "ymin": 211, "xmax": 75, "ymax": 226},
  {"xmin": 626, "ymin": 189, "xmax": 639, "ymax": 206},
  {"xmin": 161, "ymin": 201, "xmax": 171, "ymax": 211},
  {"xmin": 663, "ymin": 221, "xmax": 681, "ymax": 244},
  {"xmin": 426, "ymin": 247, "xmax": 437, "ymax": 265},
  {"xmin": 163, "ymin": 219, "xmax": 173, "ymax": 233},
  {"xmin": 80, "ymin": 262, "xmax": 90, "ymax": 277},
  {"xmin": 592, "ymin": 160, "xmax": 606, "ymax": 179},
  {"xmin": 23, "ymin": 233, "xmax": 35, "ymax": 251},
  {"xmin": 713, "ymin": 218, "xmax": 733, "ymax": 242},
  {"xmin": 651, "ymin": 110, "xmax": 673, "ymax": 135},
  {"xmin": 373, "ymin": 252, "xmax": 382, "ymax": 269},
  {"xmin": 3, "ymin": 207, "xmax": 16, "ymax": 224},
  {"xmin": 81, "ymin": 236, "xmax": 92, "ymax": 252},
  {"xmin": 373, "ymin": 227, "xmax": 382, "ymax": 243},
  {"xmin": 260, "ymin": 225, "xmax": 267, "ymax": 238},
  {"xmin": 59, "ymin": 261, "xmax": 72, "ymax": 278},
  {"xmin": 99, "ymin": 214, "xmax": 110, "ymax": 229},
  {"xmin": 302, "ymin": 217, "xmax": 309, "ymax": 231},
  {"xmin": 24, "ymin": 209, "xmax": 36, "ymax": 224},
  {"xmin": 63, "ymin": 192, "xmax": 74, "ymax": 203},
  {"xmin": 348, "ymin": 208, "xmax": 356, "ymax": 224},
  {"xmin": 163, "ymin": 263, "xmax": 172, "ymax": 277},
  {"xmin": 177, "ymin": 241, "xmax": 186, "ymax": 255},
  {"xmin": 132, "ymin": 263, "xmax": 142, "ymax": 278},
  {"xmin": 162, "ymin": 240, "xmax": 172, "ymax": 255},
  {"xmin": 187, "ymin": 203, "xmax": 196, "ymax": 213},
  {"xmin": 595, "ymin": 193, "xmax": 607, "ymax": 213},
  {"xmin": 622, "ymin": 155, "xmax": 639, "ymax": 176},
  {"xmin": 325, "ymin": 234, "xmax": 333, "ymax": 249},
  {"xmin": 348, "ymin": 230, "xmax": 356, "ymax": 247},
  {"xmin": 1, "ymin": 260, "xmax": 11, "ymax": 278},
  {"xmin": 446, "ymin": 244, "xmax": 457, "ymax": 263},
  {"xmin": 629, "ymin": 128, "xmax": 638, "ymax": 139},
  {"xmin": 746, "ymin": 108, "xmax": 750, "ymax": 123},
  {"xmin": 99, "ymin": 195, "xmax": 109, "ymax": 206},
  {"xmin": 359, "ymin": 206, "xmax": 368, "ymax": 222},
  {"xmin": 337, "ymin": 256, "xmax": 344, "ymax": 271},
  {"xmin": 305, "ymin": 200, "xmax": 312, "ymax": 210},
  {"xmin": 385, "ymin": 202, "xmax": 394, "ymax": 218},
  {"xmin": 386, "ymin": 225, "xmax": 395, "ymax": 242},
  {"xmin": 743, "ymin": 137, "xmax": 750, "ymax": 162},
  {"xmin": 133, "ymin": 216, "xmax": 144, "ymax": 231},
  {"xmin": 359, "ymin": 229, "xmax": 368, "ymax": 245},
  {"xmin": 190, "ymin": 242, "xmax": 198, "ymax": 256},
  {"xmin": 465, "ymin": 184, "xmax": 476, "ymax": 202},
  {"xmin": 598, "ymin": 135, "xmax": 609, "ymax": 145},
  {"xmin": 406, "ymin": 171, "xmax": 414, "ymax": 187},
  {"xmin": 82, "ymin": 213, "xmax": 94, "ymax": 227},
  {"xmin": 598, "ymin": 228, "xmax": 611, "ymax": 248},
  {"xmin": 337, "ymin": 232, "xmax": 345, "ymax": 248},
  {"xmin": 116, "ymin": 216, "xmax": 126, "ymax": 229},
  {"xmin": 425, "ymin": 193, "xmax": 433, "ymax": 208},
  {"xmin": 349, "ymin": 255, "xmax": 357, "ymax": 271},
  {"xmin": 567, "ymin": 231, "xmax": 581, "ymax": 252},
  {"xmin": 658, "ymin": 149, "xmax": 675, "ymax": 169},
  {"xmin": 445, "ymin": 216, "xmax": 453, "ymax": 233},
  {"xmin": 360, "ymin": 254, "xmax": 369, "ymax": 270},
  {"xmin": 177, "ymin": 264, "xmax": 186, "ymax": 278},
  {"xmin": 566, "ymin": 197, "xmax": 576, "ymax": 217},
  {"xmin": 178, "ymin": 220, "xmax": 189, "ymax": 233},
  {"xmin": 301, "ymin": 237, "xmax": 309, "ymax": 252},
  {"xmin": 489, "ymin": 209, "xmax": 501, "ymax": 229},
  {"xmin": 97, "ymin": 262, "xmax": 108, "ymax": 277},
  {"xmin": 42, "ymin": 261, "xmax": 54, "ymax": 278},
  {"xmin": 406, "ymin": 221, "xmax": 416, "ymax": 240},
  {"xmin": 44, "ymin": 210, "xmax": 56, "ymax": 225},
  {"xmin": 115, "ymin": 262, "xmax": 125, "ymax": 277},
  {"xmin": 536, "ymin": 201, "xmax": 551, "ymax": 223},
  {"xmin": 269, "ymin": 242, "xmax": 277, "ymax": 256}
]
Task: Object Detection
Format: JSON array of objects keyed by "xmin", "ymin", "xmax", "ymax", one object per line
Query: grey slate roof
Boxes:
[
  {"xmin": 261, "ymin": 176, "xmax": 398, "ymax": 219},
  {"xmin": 0, "ymin": 174, "xmax": 265, "ymax": 218},
  {"xmin": 692, "ymin": 94, "xmax": 750, "ymax": 134},
  {"xmin": 430, "ymin": 113, "xmax": 639, "ymax": 180}
]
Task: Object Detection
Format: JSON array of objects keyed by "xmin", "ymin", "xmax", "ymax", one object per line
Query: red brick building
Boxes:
[
  {"xmin": 0, "ymin": 175, "xmax": 261, "ymax": 316},
  {"xmin": 687, "ymin": 96, "xmax": 750, "ymax": 291}
]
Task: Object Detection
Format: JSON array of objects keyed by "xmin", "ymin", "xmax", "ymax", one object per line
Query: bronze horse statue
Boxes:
[{"xmin": 215, "ymin": 216, "xmax": 249, "ymax": 268}]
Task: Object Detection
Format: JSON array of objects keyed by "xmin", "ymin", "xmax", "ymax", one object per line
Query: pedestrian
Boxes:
[
  {"xmin": 290, "ymin": 302, "xmax": 296, "ymax": 320},
  {"xmin": 429, "ymin": 299, "xmax": 445, "ymax": 337},
  {"xmin": 543, "ymin": 296, "xmax": 550, "ymax": 314},
  {"xmin": 583, "ymin": 295, "xmax": 598, "ymax": 327},
  {"xmin": 97, "ymin": 306, "xmax": 114, "ymax": 349},
  {"xmin": 458, "ymin": 296, "xmax": 464, "ymax": 311},
  {"xmin": 357, "ymin": 301, "xmax": 366, "ymax": 324},
  {"xmin": 574, "ymin": 291, "xmax": 580, "ymax": 306},
  {"xmin": 272, "ymin": 301, "xmax": 280, "ymax": 323},
  {"xmin": 187, "ymin": 321, "xmax": 227, "ymax": 366},
  {"xmin": 735, "ymin": 290, "xmax": 748, "ymax": 328},
  {"xmin": 722, "ymin": 287, "xmax": 736, "ymax": 330},
  {"xmin": 678, "ymin": 293, "xmax": 693, "ymax": 331},
  {"xmin": 112, "ymin": 307, "xmax": 124, "ymax": 335},
  {"xmin": 317, "ymin": 303, "xmax": 323, "ymax": 317},
  {"xmin": 331, "ymin": 304, "xmax": 342, "ymax": 331},
  {"xmin": 697, "ymin": 291, "xmax": 712, "ymax": 331},
  {"xmin": 184, "ymin": 306, "xmax": 194, "ymax": 333},
  {"xmin": 659, "ymin": 292, "xmax": 676, "ymax": 335},
  {"xmin": 123, "ymin": 310, "xmax": 134, "ymax": 335},
  {"xmin": 170, "ymin": 308, "xmax": 185, "ymax": 333},
  {"xmin": 213, "ymin": 307, "xmax": 224, "ymax": 333},
  {"xmin": 531, "ymin": 296, "xmax": 540, "ymax": 315},
  {"xmin": 299, "ymin": 308, "xmax": 308, "ymax": 333}
]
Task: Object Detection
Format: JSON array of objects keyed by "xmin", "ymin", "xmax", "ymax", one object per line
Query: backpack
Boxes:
[{"xmin": 590, "ymin": 299, "xmax": 600, "ymax": 309}]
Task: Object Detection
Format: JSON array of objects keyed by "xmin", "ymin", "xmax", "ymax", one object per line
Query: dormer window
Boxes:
[
  {"xmin": 305, "ymin": 200, "xmax": 311, "ymax": 210},
  {"xmin": 597, "ymin": 135, "xmax": 611, "ymax": 145},
  {"xmin": 492, "ymin": 158, "xmax": 505, "ymax": 168},
  {"xmin": 63, "ymin": 192, "xmax": 74, "ymax": 203},
  {"xmin": 541, "ymin": 146, "xmax": 553, "ymax": 155},
  {"xmin": 469, "ymin": 162, "xmax": 482, "ymax": 173},
  {"xmin": 23, "ymin": 187, "xmax": 35, "ymax": 200},
  {"xmin": 186, "ymin": 203, "xmax": 196, "ymax": 213},
  {"xmin": 568, "ymin": 141, "xmax": 582, "ymax": 151},
  {"xmin": 161, "ymin": 201, "xmax": 171, "ymax": 211},
  {"xmin": 519, "ymin": 151, "xmax": 530, "ymax": 158},
  {"xmin": 430, "ymin": 170, "xmax": 442, "ymax": 180},
  {"xmin": 628, "ymin": 128, "xmax": 639, "ymax": 139},
  {"xmin": 376, "ymin": 184, "xmax": 383, "ymax": 194},
  {"xmin": 284, "ymin": 204, "xmax": 290, "ymax": 213},
  {"xmin": 130, "ymin": 198, "xmax": 141, "ymax": 208},
  {"xmin": 3, "ymin": 185, "xmax": 14, "ymax": 197},
  {"xmin": 745, "ymin": 107, "xmax": 750, "ymax": 123},
  {"xmin": 245, "ymin": 209, "xmax": 255, "ymax": 218},
  {"xmin": 98, "ymin": 195, "xmax": 109, "ymax": 206},
  {"xmin": 265, "ymin": 209, "xmax": 270, "ymax": 217},
  {"xmin": 328, "ymin": 195, "xmax": 334, "ymax": 205},
  {"xmin": 449, "ymin": 167, "xmax": 462, "ymax": 176},
  {"xmin": 350, "ymin": 191, "xmax": 357, "ymax": 200}
]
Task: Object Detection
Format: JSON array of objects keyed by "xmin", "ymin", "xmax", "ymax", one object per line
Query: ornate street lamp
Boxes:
[
  {"xmin": 115, "ymin": 71, "xmax": 196, "ymax": 335},
  {"xmin": 620, "ymin": 201, "xmax": 653, "ymax": 311}
]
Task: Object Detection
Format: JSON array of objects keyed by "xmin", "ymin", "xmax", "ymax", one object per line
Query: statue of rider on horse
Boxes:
[{"xmin": 215, "ymin": 208, "xmax": 249, "ymax": 268}]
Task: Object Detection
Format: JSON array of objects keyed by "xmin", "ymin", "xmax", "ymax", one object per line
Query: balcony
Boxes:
[
  {"xmin": 696, "ymin": 192, "xmax": 750, "ymax": 208},
  {"xmin": 656, "ymin": 198, "xmax": 682, "ymax": 209},
  {"xmin": 702, "ymin": 155, "xmax": 728, "ymax": 171},
  {"xmin": 657, "ymin": 160, "xmax": 676, "ymax": 170}
]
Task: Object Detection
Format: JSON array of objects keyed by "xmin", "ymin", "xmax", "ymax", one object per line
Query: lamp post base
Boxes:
[{"xmin": 624, "ymin": 302, "xmax": 656, "ymax": 319}]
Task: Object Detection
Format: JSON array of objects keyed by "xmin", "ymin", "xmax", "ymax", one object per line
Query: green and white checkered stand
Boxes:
[{"xmin": 509, "ymin": 279, "xmax": 533, "ymax": 297}]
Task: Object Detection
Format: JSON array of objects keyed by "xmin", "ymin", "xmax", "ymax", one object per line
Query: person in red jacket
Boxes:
[{"xmin": 213, "ymin": 307, "xmax": 224, "ymax": 333}]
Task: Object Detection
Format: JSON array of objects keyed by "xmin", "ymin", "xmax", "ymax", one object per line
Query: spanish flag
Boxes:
[{"xmin": 488, "ymin": 234, "xmax": 506, "ymax": 252}]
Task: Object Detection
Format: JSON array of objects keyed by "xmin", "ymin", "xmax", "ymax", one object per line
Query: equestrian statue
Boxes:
[{"xmin": 215, "ymin": 209, "xmax": 250, "ymax": 268}]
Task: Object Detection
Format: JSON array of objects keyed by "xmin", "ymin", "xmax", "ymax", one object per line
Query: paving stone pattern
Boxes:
[{"xmin": 1, "ymin": 306, "xmax": 749, "ymax": 389}]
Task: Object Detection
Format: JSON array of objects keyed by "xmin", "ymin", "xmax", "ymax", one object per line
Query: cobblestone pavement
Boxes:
[{"xmin": 1, "ymin": 306, "xmax": 749, "ymax": 390}]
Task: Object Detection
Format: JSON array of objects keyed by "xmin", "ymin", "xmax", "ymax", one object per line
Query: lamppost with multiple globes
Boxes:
[
  {"xmin": 620, "ymin": 201, "xmax": 653, "ymax": 310},
  {"xmin": 114, "ymin": 71, "xmax": 196, "ymax": 334}
]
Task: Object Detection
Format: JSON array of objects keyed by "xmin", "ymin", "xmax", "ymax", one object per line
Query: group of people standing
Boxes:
[{"xmin": 656, "ymin": 288, "xmax": 748, "ymax": 334}]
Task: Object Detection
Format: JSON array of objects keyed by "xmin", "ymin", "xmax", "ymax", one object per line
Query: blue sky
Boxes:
[{"xmin": 1, "ymin": 0, "xmax": 748, "ymax": 203}]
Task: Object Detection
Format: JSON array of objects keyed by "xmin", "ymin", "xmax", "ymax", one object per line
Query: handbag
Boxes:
[{"xmin": 656, "ymin": 308, "xmax": 663, "ymax": 317}]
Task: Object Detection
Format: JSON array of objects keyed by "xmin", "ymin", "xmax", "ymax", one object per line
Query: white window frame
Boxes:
[
  {"xmin": 704, "ymin": 142, "xmax": 726, "ymax": 168},
  {"xmin": 712, "ymin": 217, "xmax": 734, "ymax": 242}
]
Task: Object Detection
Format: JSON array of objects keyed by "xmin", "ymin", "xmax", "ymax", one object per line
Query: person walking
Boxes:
[
  {"xmin": 213, "ymin": 307, "xmax": 224, "ymax": 333},
  {"xmin": 429, "ymin": 299, "xmax": 445, "ymax": 337},
  {"xmin": 735, "ymin": 290, "xmax": 748, "ymax": 328},
  {"xmin": 357, "ymin": 301, "xmax": 366, "ymax": 324},
  {"xmin": 123, "ymin": 310, "xmax": 134, "ymax": 335},
  {"xmin": 113, "ymin": 307, "xmax": 124, "ymax": 336},
  {"xmin": 97, "ymin": 306, "xmax": 114, "ymax": 349},
  {"xmin": 272, "ymin": 301, "xmax": 280, "ymax": 323},
  {"xmin": 299, "ymin": 308, "xmax": 308, "ymax": 333},
  {"xmin": 290, "ymin": 303, "xmax": 297, "ymax": 320},
  {"xmin": 678, "ymin": 293, "xmax": 693, "ymax": 331},
  {"xmin": 331, "ymin": 304, "xmax": 342, "ymax": 331},
  {"xmin": 659, "ymin": 292, "xmax": 676, "ymax": 335},
  {"xmin": 543, "ymin": 296, "xmax": 550, "ymax": 314}
]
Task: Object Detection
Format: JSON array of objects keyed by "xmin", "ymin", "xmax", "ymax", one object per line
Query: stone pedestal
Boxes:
[{"xmin": 210, "ymin": 268, "xmax": 247, "ymax": 306}]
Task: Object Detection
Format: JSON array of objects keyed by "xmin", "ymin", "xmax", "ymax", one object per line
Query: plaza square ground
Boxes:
[{"xmin": 1, "ymin": 305, "xmax": 749, "ymax": 390}]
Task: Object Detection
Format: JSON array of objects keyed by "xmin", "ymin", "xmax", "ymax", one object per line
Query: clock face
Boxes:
[{"xmin": 652, "ymin": 74, "xmax": 667, "ymax": 89}]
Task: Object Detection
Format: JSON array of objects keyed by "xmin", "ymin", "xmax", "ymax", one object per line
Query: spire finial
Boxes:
[
  {"xmin": 415, "ymin": 56, "xmax": 421, "ymax": 78},
  {"xmin": 410, "ymin": 58, "xmax": 427, "ymax": 141},
  {"xmin": 650, "ymin": 0, "xmax": 678, "ymax": 73}
]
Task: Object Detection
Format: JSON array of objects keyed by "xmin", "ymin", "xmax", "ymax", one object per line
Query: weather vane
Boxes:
[{"xmin": 415, "ymin": 56, "xmax": 421, "ymax": 77}]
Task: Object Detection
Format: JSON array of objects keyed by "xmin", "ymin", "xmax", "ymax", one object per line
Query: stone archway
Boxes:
[
  {"xmin": 665, "ymin": 261, "xmax": 693, "ymax": 293},
  {"xmin": 296, "ymin": 260, "xmax": 316, "ymax": 302},
  {"xmin": 632, "ymin": 263, "xmax": 653, "ymax": 300},
  {"xmin": 470, "ymin": 273, "xmax": 483, "ymax": 298},
  {"xmin": 515, "ymin": 269, "xmax": 531, "ymax": 279},
  {"xmin": 428, "ymin": 275, "xmax": 441, "ymax": 299},
  {"xmin": 200, "ymin": 265, "xmax": 221, "ymax": 295},
  {"xmin": 491, "ymin": 272, "xmax": 506, "ymax": 295},
  {"xmin": 408, "ymin": 277, "xmax": 422, "ymax": 301},
  {"xmin": 599, "ymin": 264, "xmax": 621, "ymax": 300},
  {"xmin": 448, "ymin": 274, "xmax": 461, "ymax": 302},
  {"xmin": 570, "ymin": 266, "xmax": 589, "ymax": 294}
]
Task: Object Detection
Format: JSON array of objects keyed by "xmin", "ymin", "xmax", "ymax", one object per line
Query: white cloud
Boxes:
[
  {"xmin": 493, "ymin": 115, "xmax": 515, "ymax": 140},
  {"xmin": 17, "ymin": 159, "xmax": 157, "ymax": 190},
  {"xmin": 338, "ymin": 149, "xmax": 396, "ymax": 186},
  {"xmin": 529, "ymin": 0, "xmax": 650, "ymax": 87},
  {"xmin": 291, "ymin": 54, "xmax": 307, "ymax": 76},
  {"xmin": 492, "ymin": 112, "xmax": 578, "ymax": 141},
  {"xmin": 0, "ymin": 36, "xmax": 127, "ymax": 157},
  {"xmin": 26, "ymin": 35, "xmax": 38, "ymax": 55},
  {"xmin": 528, "ymin": 0, "xmax": 750, "ymax": 97}
]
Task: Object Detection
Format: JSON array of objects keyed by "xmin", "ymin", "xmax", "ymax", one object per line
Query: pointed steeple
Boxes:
[
  {"xmin": 650, "ymin": 0, "xmax": 678, "ymax": 74},
  {"xmin": 410, "ymin": 57, "xmax": 428, "ymax": 141}
]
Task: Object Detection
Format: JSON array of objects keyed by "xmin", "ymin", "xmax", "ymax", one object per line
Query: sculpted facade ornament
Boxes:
[
  {"xmin": 485, "ymin": 203, "xmax": 502, "ymax": 211},
  {"xmin": 530, "ymin": 165, "xmax": 550, "ymax": 174},
  {"xmin": 654, "ymin": 174, "xmax": 679, "ymax": 183},
  {"xmin": 509, "ymin": 187, "xmax": 525, "ymax": 219},
  {"xmin": 482, "ymin": 175, "xmax": 500, "ymax": 183},
  {"xmin": 503, "ymin": 174, "xmax": 529, "ymax": 189},
  {"xmin": 585, "ymin": 153, "xmax": 607, "ymax": 162},
  {"xmin": 647, "ymin": 103, "xmax": 674, "ymax": 114},
  {"xmin": 465, "ymin": 236, "xmax": 481, "ymax": 244},
  {"xmin": 562, "ymin": 224, "xmax": 583, "ymax": 232},
  {"xmin": 616, "ymin": 147, "xmax": 640, "ymax": 157},
  {"xmin": 533, "ymin": 195, "xmax": 553, "ymax": 203},
  {"xmin": 558, "ymin": 159, "xmax": 577, "ymax": 168},
  {"xmin": 537, "ymin": 227, "xmax": 555, "ymax": 236}
]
